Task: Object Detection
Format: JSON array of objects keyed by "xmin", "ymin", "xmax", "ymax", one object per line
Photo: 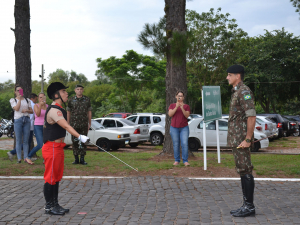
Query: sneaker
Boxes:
[
  {"xmin": 7, "ymin": 152, "xmax": 14, "ymax": 161},
  {"xmin": 31, "ymin": 157, "xmax": 38, "ymax": 161},
  {"xmin": 184, "ymin": 162, "xmax": 190, "ymax": 166},
  {"xmin": 173, "ymin": 162, "xmax": 179, "ymax": 166}
]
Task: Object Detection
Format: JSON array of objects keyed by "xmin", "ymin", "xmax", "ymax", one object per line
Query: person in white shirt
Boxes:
[
  {"xmin": 9, "ymin": 85, "xmax": 33, "ymax": 163},
  {"xmin": 7, "ymin": 93, "xmax": 37, "ymax": 163}
]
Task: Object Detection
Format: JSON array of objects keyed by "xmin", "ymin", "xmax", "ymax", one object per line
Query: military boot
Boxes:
[
  {"xmin": 72, "ymin": 155, "xmax": 79, "ymax": 164},
  {"xmin": 232, "ymin": 174, "xmax": 255, "ymax": 217},
  {"xmin": 80, "ymin": 155, "xmax": 87, "ymax": 165},
  {"xmin": 44, "ymin": 183, "xmax": 65, "ymax": 215},
  {"xmin": 230, "ymin": 176, "xmax": 246, "ymax": 214},
  {"xmin": 53, "ymin": 182, "xmax": 69, "ymax": 213}
]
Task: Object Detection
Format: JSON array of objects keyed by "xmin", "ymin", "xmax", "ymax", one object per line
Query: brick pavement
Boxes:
[{"xmin": 0, "ymin": 177, "xmax": 300, "ymax": 224}]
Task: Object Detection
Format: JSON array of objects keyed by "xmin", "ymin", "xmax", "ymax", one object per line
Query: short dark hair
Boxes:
[
  {"xmin": 51, "ymin": 90, "xmax": 60, "ymax": 100},
  {"xmin": 29, "ymin": 93, "xmax": 38, "ymax": 99},
  {"xmin": 176, "ymin": 90, "xmax": 184, "ymax": 96},
  {"xmin": 239, "ymin": 72, "xmax": 244, "ymax": 81}
]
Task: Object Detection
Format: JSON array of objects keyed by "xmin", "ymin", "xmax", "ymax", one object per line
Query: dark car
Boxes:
[
  {"xmin": 258, "ymin": 114, "xmax": 289, "ymax": 138},
  {"xmin": 284, "ymin": 115, "xmax": 300, "ymax": 122},
  {"xmin": 282, "ymin": 116, "xmax": 300, "ymax": 136}
]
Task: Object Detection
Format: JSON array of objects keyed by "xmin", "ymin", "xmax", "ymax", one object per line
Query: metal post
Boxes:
[
  {"xmin": 216, "ymin": 120, "xmax": 221, "ymax": 163},
  {"xmin": 202, "ymin": 89, "xmax": 207, "ymax": 170},
  {"xmin": 41, "ymin": 64, "xmax": 44, "ymax": 93}
]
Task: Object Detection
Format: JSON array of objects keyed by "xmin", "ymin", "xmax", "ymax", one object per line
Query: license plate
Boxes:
[
  {"xmin": 125, "ymin": 140, "xmax": 129, "ymax": 144},
  {"xmin": 143, "ymin": 129, "xmax": 148, "ymax": 133}
]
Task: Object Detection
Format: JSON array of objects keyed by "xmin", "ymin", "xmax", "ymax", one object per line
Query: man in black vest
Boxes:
[{"xmin": 42, "ymin": 82, "xmax": 89, "ymax": 215}]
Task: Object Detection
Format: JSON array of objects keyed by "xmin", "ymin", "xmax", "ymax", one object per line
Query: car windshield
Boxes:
[
  {"xmin": 91, "ymin": 120, "xmax": 105, "ymax": 130},
  {"xmin": 119, "ymin": 119, "xmax": 135, "ymax": 126}
]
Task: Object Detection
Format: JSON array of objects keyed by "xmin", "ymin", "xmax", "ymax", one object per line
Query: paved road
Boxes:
[{"xmin": 1, "ymin": 177, "xmax": 300, "ymax": 224}]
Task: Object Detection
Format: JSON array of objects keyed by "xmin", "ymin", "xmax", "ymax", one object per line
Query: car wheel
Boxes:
[
  {"xmin": 251, "ymin": 141, "xmax": 260, "ymax": 152},
  {"xmin": 96, "ymin": 138, "xmax": 111, "ymax": 151},
  {"xmin": 129, "ymin": 143, "xmax": 139, "ymax": 148},
  {"xmin": 150, "ymin": 132, "xmax": 163, "ymax": 146},
  {"xmin": 0, "ymin": 132, "xmax": 3, "ymax": 138},
  {"xmin": 283, "ymin": 131, "xmax": 287, "ymax": 137},
  {"xmin": 293, "ymin": 132, "xmax": 299, "ymax": 137},
  {"xmin": 188, "ymin": 138, "xmax": 200, "ymax": 151}
]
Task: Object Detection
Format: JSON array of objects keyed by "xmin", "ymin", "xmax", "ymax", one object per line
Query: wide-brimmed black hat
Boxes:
[
  {"xmin": 75, "ymin": 84, "xmax": 84, "ymax": 88},
  {"xmin": 47, "ymin": 82, "xmax": 68, "ymax": 99},
  {"xmin": 227, "ymin": 65, "xmax": 244, "ymax": 73}
]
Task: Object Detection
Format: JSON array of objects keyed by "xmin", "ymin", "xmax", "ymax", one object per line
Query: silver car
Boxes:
[
  {"xmin": 94, "ymin": 118, "xmax": 149, "ymax": 147},
  {"xmin": 256, "ymin": 116, "xmax": 278, "ymax": 140}
]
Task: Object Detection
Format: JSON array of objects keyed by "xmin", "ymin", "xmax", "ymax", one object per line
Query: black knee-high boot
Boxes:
[
  {"xmin": 53, "ymin": 182, "xmax": 69, "ymax": 213},
  {"xmin": 230, "ymin": 176, "xmax": 246, "ymax": 214},
  {"xmin": 72, "ymin": 155, "xmax": 79, "ymax": 164},
  {"xmin": 232, "ymin": 174, "xmax": 255, "ymax": 217},
  {"xmin": 44, "ymin": 183, "xmax": 65, "ymax": 215},
  {"xmin": 80, "ymin": 155, "xmax": 87, "ymax": 165}
]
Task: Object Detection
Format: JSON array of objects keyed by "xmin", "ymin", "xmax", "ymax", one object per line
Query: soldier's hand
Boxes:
[
  {"xmin": 78, "ymin": 135, "xmax": 89, "ymax": 143},
  {"xmin": 238, "ymin": 140, "xmax": 251, "ymax": 149}
]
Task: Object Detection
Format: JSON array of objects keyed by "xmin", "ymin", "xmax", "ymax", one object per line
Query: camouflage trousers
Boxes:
[
  {"xmin": 71, "ymin": 127, "xmax": 88, "ymax": 156},
  {"xmin": 232, "ymin": 147, "xmax": 253, "ymax": 176}
]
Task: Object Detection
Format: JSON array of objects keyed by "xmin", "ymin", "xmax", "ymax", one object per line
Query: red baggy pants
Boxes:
[{"xmin": 42, "ymin": 141, "xmax": 66, "ymax": 185}]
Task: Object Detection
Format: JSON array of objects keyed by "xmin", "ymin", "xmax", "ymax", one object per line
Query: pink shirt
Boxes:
[
  {"xmin": 34, "ymin": 104, "xmax": 48, "ymax": 125},
  {"xmin": 168, "ymin": 103, "xmax": 190, "ymax": 128}
]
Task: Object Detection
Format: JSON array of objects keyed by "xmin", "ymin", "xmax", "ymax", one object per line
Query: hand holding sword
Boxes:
[
  {"xmin": 237, "ymin": 135, "xmax": 273, "ymax": 149},
  {"xmin": 75, "ymin": 137, "xmax": 139, "ymax": 172}
]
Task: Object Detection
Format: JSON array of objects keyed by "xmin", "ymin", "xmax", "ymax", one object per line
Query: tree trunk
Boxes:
[
  {"xmin": 13, "ymin": 0, "xmax": 32, "ymax": 97},
  {"xmin": 12, "ymin": 0, "xmax": 32, "ymax": 152},
  {"xmin": 160, "ymin": 0, "xmax": 194, "ymax": 157}
]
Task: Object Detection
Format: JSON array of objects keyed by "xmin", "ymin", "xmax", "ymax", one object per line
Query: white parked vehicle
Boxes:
[
  {"xmin": 65, "ymin": 120, "xmax": 130, "ymax": 151},
  {"xmin": 126, "ymin": 113, "xmax": 165, "ymax": 146},
  {"xmin": 256, "ymin": 116, "xmax": 278, "ymax": 140},
  {"xmin": 95, "ymin": 118, "xmax": 149, "ymax": 147},
  {"xmin": 188, "ymin": 118, "xmax": 269, "ymax": 152}
]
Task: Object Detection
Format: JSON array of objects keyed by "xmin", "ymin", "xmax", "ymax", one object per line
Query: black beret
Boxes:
[
  {"xmin": 227, "ymin": 65, "xmax": 244, "ymax": 74},
  {"xmin": 47, "ymin": 82, "xmax": 68, "ymax": 99},
  {"xmin": 75, "ymin": 84, "xmax": 84, "ymax": 88}
]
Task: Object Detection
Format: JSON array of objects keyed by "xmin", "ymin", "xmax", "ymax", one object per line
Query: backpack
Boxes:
[{"xmin": 11, "ymin": 98, "xmax": 29, "ymax": 123}]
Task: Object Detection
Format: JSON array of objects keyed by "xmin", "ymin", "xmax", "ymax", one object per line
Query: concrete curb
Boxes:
[{"xmin": 0, "ymin": 176, "xmax": 300, "ymax": 182}]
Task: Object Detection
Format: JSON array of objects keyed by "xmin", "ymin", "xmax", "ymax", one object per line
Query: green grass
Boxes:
[
  {"xmin": 1, "ymin": 149, "xmax": 300, "ymax": 177},
  {"xmin": 269, "ymin": 137, "xmax": 299, "ymax": 148}
]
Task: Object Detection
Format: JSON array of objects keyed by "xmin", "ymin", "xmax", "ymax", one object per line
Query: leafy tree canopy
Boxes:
[
  {"xmin": 96, "ymin": 50, "xmax": 166, "ymax": 112},
  {"xmin": 237, "ymin": 28, "xmax": 300, "ymax": 113}
]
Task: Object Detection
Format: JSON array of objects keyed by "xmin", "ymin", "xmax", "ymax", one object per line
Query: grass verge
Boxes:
[{"xmin": 0, "ymin": 149, "xmax": 300, "ymax": 177}]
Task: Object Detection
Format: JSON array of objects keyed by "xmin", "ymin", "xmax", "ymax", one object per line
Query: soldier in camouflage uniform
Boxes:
[
  {"xmin": 226, "ymin": 65, "xmax": 256, "ymax": 217},
  {"xmin": 67, "ymin": 84, "xmax": 92, "ymax": 165}
]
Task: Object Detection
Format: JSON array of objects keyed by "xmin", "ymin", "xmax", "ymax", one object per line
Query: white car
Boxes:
[
  {"xmin": 256, "ymin": 116, "xmax": 278, "ymax": 139},
  {"xmin": 94, "ymin": 118, "xmax": 149, "ymax": 147},
  {"xmin": 126, "ymin": 113, "xmax": 165, "ymax": 146},
  {"xmin": 188, "ymin": 118, "xmax": 269, "ymax": 152},
  {"xmin": 65, "ymin": 120, "xmax": 130, "ymax": 151}
]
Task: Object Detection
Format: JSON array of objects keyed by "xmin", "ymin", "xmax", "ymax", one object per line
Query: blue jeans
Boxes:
[
  {"xmin": 28, "ymin": 125, "xmax": 43, "ymax": 159},
  {"xmin": 14, "ymin": 116, "xmax": 31, "ymax": 160},
  {"xmin": 10, "ymin": 130, "xmax": 33, "ymax": 155},
  {"xmin": 170, "ymin": 125, "xmax": 190, "ymax": 163}
]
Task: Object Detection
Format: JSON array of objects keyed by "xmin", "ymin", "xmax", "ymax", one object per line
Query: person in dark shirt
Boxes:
[{"xmin": 42, "ymin": 82, "xmax": 89, "ymax": 215}]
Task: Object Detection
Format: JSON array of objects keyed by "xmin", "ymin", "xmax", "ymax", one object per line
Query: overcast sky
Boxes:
[{"xmin": 0, "ymin": 0, "xmax": 299, "ymax": 83}]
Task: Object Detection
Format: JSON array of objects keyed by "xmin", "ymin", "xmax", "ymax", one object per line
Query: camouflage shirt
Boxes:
[
  {"xmin": 66, "ymin": 95, "xmax": 92, "ymax": 128},
  {"xmin": 227, "ymin": 82, "xmax": 256, "ymax": 147}
]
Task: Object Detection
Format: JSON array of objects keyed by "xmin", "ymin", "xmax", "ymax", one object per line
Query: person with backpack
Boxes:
[{"xmin": 9, "ymin": 85, "xmax": 33, "ymax": 163}]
